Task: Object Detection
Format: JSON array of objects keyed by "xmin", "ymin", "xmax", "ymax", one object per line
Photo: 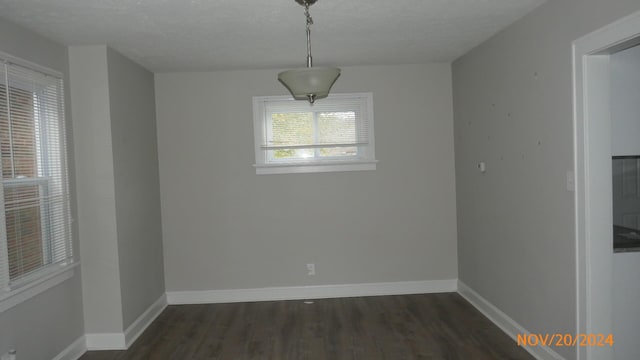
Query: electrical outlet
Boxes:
[{"xmin": 306, "ymin": 263, "xmax": 316, "ymax": 276}]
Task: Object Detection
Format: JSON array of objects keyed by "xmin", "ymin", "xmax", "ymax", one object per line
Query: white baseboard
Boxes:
[
  {"xmin": 85, "ymin": 293, "xmax": 167, "ymax": 351},
  {"xmin": 124, "ymin": 294, "xmax": 167, "ymax": 348},
  {"xmin": 52, "ymin": 336, "xmax": 86, "ymax": 360},
  {"xmin": 85, "ymin": 333, "xmax": 126, "ymax": 351},
  {"xmin": 457, "ymin": 281, "xmax": 565, "ymax": 360},
  {"xmin": 166, "ymin": 279, "xmax": 457, "ymax": 305}
]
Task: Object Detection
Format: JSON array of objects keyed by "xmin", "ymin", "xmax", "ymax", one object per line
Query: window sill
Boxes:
[
  {"xmin": 0, "ymin": 261, "xmax": 79, "ymax": 313},
  {"xmin": 254, "ymin": 160, "xmax": 377, "ymax": 175}
]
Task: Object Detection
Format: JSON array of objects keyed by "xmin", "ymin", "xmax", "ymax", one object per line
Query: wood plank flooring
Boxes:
[{"xmin": 80, "ymin": 293, "xmax": 533, "ymax": 360}]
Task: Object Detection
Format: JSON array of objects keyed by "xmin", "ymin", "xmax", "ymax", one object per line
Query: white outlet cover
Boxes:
[{"xmin": 306, "ymin": 263, "xmax": 316, "ymax": 276}]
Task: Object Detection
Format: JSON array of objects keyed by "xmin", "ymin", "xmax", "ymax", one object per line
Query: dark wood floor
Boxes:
[{"xmin": 80, "ymin": 293, "xmax": 533, "ymax": 360}]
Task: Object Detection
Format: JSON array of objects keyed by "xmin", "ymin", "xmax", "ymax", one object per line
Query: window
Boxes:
[
  {"xmin": 253, "ymin": 93, "xmax": 376, "ymax": 174},
  {"xmin": 0, "ymin": 55, "xmax": 73, "ymax": 298}
]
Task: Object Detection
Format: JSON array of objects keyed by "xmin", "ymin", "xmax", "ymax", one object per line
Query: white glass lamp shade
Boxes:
[{"xmin": 278, "ymin": 67, "xmax": 341, "ymax": 101}]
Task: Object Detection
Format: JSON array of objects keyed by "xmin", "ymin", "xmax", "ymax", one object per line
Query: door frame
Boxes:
[{"xmin": 573, "ymin": 10, "xmax": 640, "ymax": 360}]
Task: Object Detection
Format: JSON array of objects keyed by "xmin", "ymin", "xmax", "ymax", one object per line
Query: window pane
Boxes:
[
  {"xmin": 271, "ymin": 112, "xmax": 314, "ymax": 160},
  {"xmin": 5, "ymin": 184, "xmax": 45, "ymax": 279},
  {"xmin": 318, "ymin": 111, "xmax": 356, "ymax": 145},
  {"xmin": 318, "ymin": 111, "xmax": 358, "ymax": 158},
  {"xmin": 0, "ymin": 84, "xmax": 42, "ymax": 280},
  {"xmin": 271, "ymin": 112, "xmax": 313, "ymax": 146},
  {"xmin": 0, "ymin": 86, "xmax": 37, "ymax": 179},
  {"xmin": 271, "ymin": 148, "xmax": 315, "ymax": 160}
]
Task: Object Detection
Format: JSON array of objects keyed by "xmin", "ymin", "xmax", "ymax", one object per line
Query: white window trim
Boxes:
[
  {"xmin": 0, "ymin": 50, "xmax": 63, "ymax": 79},
  {"xmin": 253, "ymin": 92, "xmax": 377, "ymax": 175},
  {"xmin": 0, "ymin": 261, "xmax": 78, "ymax": 313},
  {"xmin": 0, "ymin": 51, "xmax": 75, "ymax": 312}
]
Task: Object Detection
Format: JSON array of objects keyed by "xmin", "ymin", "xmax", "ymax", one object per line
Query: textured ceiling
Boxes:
[{"xmin": 0, "ymin": 0, "xmax": 545, "ymax": 72}]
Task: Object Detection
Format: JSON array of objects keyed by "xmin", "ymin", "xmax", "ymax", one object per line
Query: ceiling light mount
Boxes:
[
  {"xmin": 278, "ymin": 0, "xmax": 340, "ymax": 104},
  {"xmin": 294, "ymin": 0, "xmax": 317, "ymax": 6}
]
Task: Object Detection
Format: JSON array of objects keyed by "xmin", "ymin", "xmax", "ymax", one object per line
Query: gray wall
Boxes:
[
  {"xmin": 69, "ymin": 45, "xmax": 124, "ymax": 334},
  {"xmin": 70, "ymin": 45, "xmax": 165, "ymax": 335},
  {"xmin": 107, "ymin": 48, "xmax": 165, "ymax": 329},
  {"xmin": 452, "ymin": 0, "xmax": 640, "ymax": 359},
  {"xmin": 155, "ymin": 64, "xmax": 458, "ymax": 292},
  {"xmin": 0, "ymin": 18, "xmax": 85, "ymax": 359}
]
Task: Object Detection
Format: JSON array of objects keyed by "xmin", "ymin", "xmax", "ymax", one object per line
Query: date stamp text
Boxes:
[{"xmin": 517, "ymin": 333, "xmax": 614, "ymax": 347}]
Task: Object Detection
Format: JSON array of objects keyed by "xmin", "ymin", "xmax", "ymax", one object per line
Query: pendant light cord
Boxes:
[{"xmin": 305, "ymin": 1, "xmax": 313, "ymax": 68}]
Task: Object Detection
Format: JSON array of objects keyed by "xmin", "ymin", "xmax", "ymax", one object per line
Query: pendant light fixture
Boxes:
[{"xmin": 278, "ymin": 0, "xmax": 340, "ymax": 104}]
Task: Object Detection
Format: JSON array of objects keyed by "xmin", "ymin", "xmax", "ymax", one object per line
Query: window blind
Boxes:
[
  {"xmin": 0, "ymin": 59, "xmax": 72, "ymax": 289},
  {"xmin": 261, "ymin": 97, "xmax": 370, "ymax": 150}
]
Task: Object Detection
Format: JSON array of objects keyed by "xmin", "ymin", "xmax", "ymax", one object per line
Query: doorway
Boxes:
[{"xmin": 573, "ymin": 10, "xmax": 640, "ymax": 360}]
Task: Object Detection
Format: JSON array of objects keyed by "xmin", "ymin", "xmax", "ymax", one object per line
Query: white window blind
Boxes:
[
  {"xmin": 253, "ymin": 93, "xmax": 376, "ymax": 174},
  {"xmin": 0, "ymin": 57, "xmax": 72, "ymax": 291}
]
